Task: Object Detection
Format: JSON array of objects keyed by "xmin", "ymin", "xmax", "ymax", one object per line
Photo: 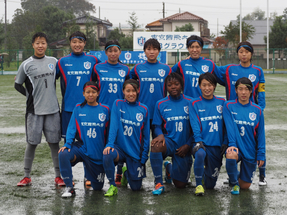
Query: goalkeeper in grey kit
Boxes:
[{"xmin": 14, "ymin": 32, "xmax": 65, "ymax": 187}]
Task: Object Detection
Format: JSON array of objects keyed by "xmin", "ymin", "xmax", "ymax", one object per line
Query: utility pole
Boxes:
[
  {"xmin": 240, "ymin": 0, "xmax": 242, "ymax": 42},
  {"xmin": 163, "ymin": 2, "xmax": 165, "ymax": 18},
  {"xmin": 99, "ymin": 6, "xmax": 100, "ymax": 19},
  {"xmin": 267, "ymin": 0, "xmax": 269, "ymax": 69},
  {"xmin": 5, "ymin": 0, "xmax": 7, "ymax": 49}
]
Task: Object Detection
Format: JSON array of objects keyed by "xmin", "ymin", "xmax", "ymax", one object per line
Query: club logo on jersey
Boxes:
[
  {"xmin": 248, "ymin": 74, "xmax": 256, "ymax": 82},
  {"xmin": 48, "ymin": 64, "xmax": 54, "ymax": 71},
  {"xmin": 94, "ymin": 52, "xmax": 102, "ymax": 59},
  {"xmin": 216, "ymin": 105, "xmax": 223, "ymax": 114},
  {"xmin": 137, "ymin": 36, "xmax": 146, "ymax": 46},
  {"xmin": 158, "ymin": 69, "xmax": 165, "ymax": 77},
  {"xmin": 249, "ymin": 112, "xmax": 257, "ymax": 121},
  {"xmin": 118, "ymin": 70, "xmax": 126, "ymax": 77},
  {"xmin": 125, "ymin": 52, "xmax": 132, "ymax": 61},
  {"xmin": 99, "ymin": 113, "xmax": 106, "ymax": 122},
  {"xmin": 201, "ymin": 65, "xmax": 209, "ymax": 73},
  {"xmin": 84, "ymin": 61, "xmax": 91, "ymax": 70},
  {"xmin": 184, "ymin": 106, "xmax": 189, "ymax": 114},
  {"xmin": 136, "ymin": 113, "xmax": 143, "ymax": 122}
]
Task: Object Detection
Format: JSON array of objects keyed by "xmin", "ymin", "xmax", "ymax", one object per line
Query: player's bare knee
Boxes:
[
  {"xmin": 71, "ymin": 155, "xmax": 77, "ymax": 163},
  {"xmin": 173, "ymin": 180, "xmax": 187, "ymax": 189}
]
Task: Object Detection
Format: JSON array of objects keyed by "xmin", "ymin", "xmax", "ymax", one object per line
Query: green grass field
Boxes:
[{"xmin": 0, "ymin": 74, "xmax": 287, "ymax": 214}]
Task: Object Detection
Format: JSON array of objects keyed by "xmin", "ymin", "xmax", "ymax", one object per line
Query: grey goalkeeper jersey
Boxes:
[{"xmin": 15, "ymin": 55, "xmax": 59, "ymax": 115}]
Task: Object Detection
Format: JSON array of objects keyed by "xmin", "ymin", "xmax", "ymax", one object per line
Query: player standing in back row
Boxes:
[
  {"xmin": 15, "ymin": 32, "xmax": 64, "ymax": 187},
  {"xmin": 130, "ymin": 38, "xmax": 171, "ymax": 138},
  {"xmin": 172, "ymin": 35, "xmax": 222, "ymax": 98}
]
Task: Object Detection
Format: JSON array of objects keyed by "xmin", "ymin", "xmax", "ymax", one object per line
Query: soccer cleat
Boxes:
[
  {"xmin": 164, "ymin": 161, "xmax": 172, "ymax": 184},
  {"xmin": 115, "ymin": 174, "xmax": 122, "ymax": 186},
  {"xmin": 84, "ymin": 178, "xmax": 91, "ymax": 187},
  {"xmin": 231, "ymin": 185, "xmax": 240, "ymax": 195},
  {"xmin": 121, "ymin": 167, "xmax": 128, "ymax": 187},
  {"xmin": 259, "ymin": 175, "xmax": 267, "ymax": 186},
  {"xmin": 17, "ymin": 177, "xmax": 32, "ymax": 187},
  {"xmin": 55, "ymin": 177, "xmax": 65, "ymax": 186},
  {"xmin": 152, "ymin": 183, "xmax": 165, "ymax": 195},
  {"xmin": 104, "ymin": 185, "xmax": 118, "ymax": 197},
  {"xmin": 195, "ymin": 185, "xmax": 205, "ymax": 196},
  {"xmin": 62, "ymin": 187, "xmax": 76, "ymax": 198}
]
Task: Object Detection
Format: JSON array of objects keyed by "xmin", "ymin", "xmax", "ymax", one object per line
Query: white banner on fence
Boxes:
[{"xmin": 133, "ymin": 31, "xmax": 200, "ymax": 52}]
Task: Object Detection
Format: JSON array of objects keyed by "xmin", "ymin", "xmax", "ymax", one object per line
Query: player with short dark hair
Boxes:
[
  {"xmin": 223, "ymin": 77, "xmax": 266, "ymax": 195},
  {"xmin": 59, "ymin": 81, "xmax": 110, "ymax": 197},
  {"xmin": 189, "ymin": 72, "xmax": 227, "ymax": 196},
  {"xmin": 215, "ymin": 41, "xmax": 267, "ymax": 185},
  {"xmin": 172, "ymin": 35, "xmax": 221, "ymax": 98},
  {"xmin": 15, "ymin": 32, "xmax": 64, "ymax": 187},
  {"xmin": 144, "ymin": 38, "xmax": 161, "ymax": 52},
  {"xmin": 103, "ymin": 79, "xmax": 150, "ymax": 197},
  {"xmin": 150, "ymin": 73, "xmax": 193, "ymax": 195},
  {"xmin": 56, "ymin": 31, "xmax": 100, "ymax": 141},
  {"xmin": 130, "ymin": 38, "xmax": 171, "ymax": 138}
]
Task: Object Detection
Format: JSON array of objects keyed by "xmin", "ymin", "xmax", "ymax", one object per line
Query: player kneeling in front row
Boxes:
[
  {"xmin": 150, "ymin": 73, "xmax": 193, "ymax": 195},
  {"xmin": 223, "ymin": 77, "xmax": 266, "ymax": 195},
  {"xmin": 189, "ymin": 73, "xmax": 227, "ymax": 196},
  {"xmin": 103, "ymin": 79, "xmax": 150, "ymax": 197},
  {"xmin": 15, "ymin": 32, "xmax": 64, "ymax": 187},
  {"xmin": 58, "ymin": 82, "xmax": 110, "ymax": 197}
]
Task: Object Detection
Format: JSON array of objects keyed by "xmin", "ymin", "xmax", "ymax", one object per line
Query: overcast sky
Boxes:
[{"xmin": 0, "ymin": 0, "xmax": 286, "ymax": 36}]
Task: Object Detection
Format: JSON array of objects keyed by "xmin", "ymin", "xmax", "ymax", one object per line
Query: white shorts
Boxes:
[{"xmin": 25, "ymin": 112, "xmax": 61, "ymax": 145}]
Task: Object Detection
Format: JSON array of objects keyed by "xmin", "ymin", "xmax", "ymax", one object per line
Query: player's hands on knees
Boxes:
[
  {"xmin": 151, "ymin": 134, "xmax": 165, "ymax": 147},
  {"xmin": 226, "ymin": 146, "xmax": 238, "ymax": 154},
  {"xmin": 257, "ymin": 160, "xmax": 264, "ymax": 168},
  {"xmin": 176, "ymin": 144, "xmax": 190, "ymax": 157},
  {"xmin": 58, "ymin": 146, "xmax": 69, "ymax": 153},
  {"xmin": 103, "ymin": 147, "xmax": 114, "ymax": 155}
]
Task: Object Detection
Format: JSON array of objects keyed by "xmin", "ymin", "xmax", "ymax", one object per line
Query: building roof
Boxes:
[
  {"xmin": 231, "ymin": 20, "xmax": 274, "ymax": 45},
  {"xmin": 160, "ymin": 11, "xmax": 207, "ymax": 22},
  {"xmin": 63, "ymin": 15, "xmax": 112, "ymax": 27},
  {"xmin": 146, "ymin": 20, "xmax": 162, "ymax": 27}
]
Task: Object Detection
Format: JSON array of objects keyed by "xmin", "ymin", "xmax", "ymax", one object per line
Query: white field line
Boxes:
[{"xmin": 267, "ymin": 77, "xmax": 287, "ymax": 83}]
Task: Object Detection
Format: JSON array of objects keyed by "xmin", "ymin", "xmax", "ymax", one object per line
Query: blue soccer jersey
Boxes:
[
  {"xmin": 223, "ymin": 100, "xmax": 265, "ymax": 162},
  {"xmin": 189, "ymin": 96, "xmax": 227, "ymax": 147},
  {"xmin": 56, "ymin": 52, "xmax": 100, "ymax": 112},
  {"xmin": 215, "ymin": 64, "xmax": 265, "ymax": 109},
  {"xmin": 153, "ymin": 94, "xmax": 192, "ymax": 148},
  {"xmin": 94, "ymin": 61, "xmax": 130, "ymax": 108},
  {"xmin": 130, "ymin": 61, "xmax": 171, "ymax": 119},
  {"xmin": 172, "ymin": 57, "xmax": 221, "ymax": 98},
  {"xmin": 106, "ymin": 99, "xmax": 150, "ymax": 164},
  {"xmin": 65, "ymin": 103, "xmax": 109, "ymax": 165}
]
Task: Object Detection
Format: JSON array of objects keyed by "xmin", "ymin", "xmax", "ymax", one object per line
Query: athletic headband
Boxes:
[
  {"xmin": 187, "ymin": 40, "xmax": 202, "ymax": 47},
  {"xmin": 237, "ymin": 84, "xmax": 252, "ymax": 88},
  {"xmin": 70, "ymin": 36, "xmax": 86, "ymax": 41},
  {"xmin": 123, "ymin": 82, "xmax": 139, "ymax": 89},
  {"xmin": 237, "ymin": 45, "xmax": 253, "ymax": 52},
  {"xmin": 105, "ymin": 45, "xmax": 121, "ymax": 50},
  {"xmin": 84, "ymin": 85, "xmax": 98, "ymax": 91}
]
